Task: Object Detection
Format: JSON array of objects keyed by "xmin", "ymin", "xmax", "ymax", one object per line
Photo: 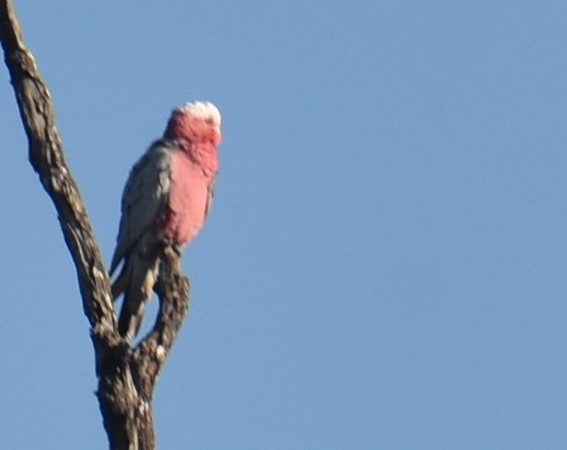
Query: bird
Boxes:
[{"xmin": 109, "ymin": 101, "xmax": 221, "ymax": 339}]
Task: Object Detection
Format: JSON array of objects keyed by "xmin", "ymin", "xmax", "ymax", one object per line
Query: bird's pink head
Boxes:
[{"xmin": 164, "ymin": 101, "xmax": 222, "ymax": 146}]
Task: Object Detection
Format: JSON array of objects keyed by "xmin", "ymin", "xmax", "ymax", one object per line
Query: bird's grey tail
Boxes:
[
  {"xmin": 118, "ymin": 292, "xmax": 146, "ymax": 339},
  {"xmin": 113, "ymin": 254, "xmax": 160, "ymax": 339}
]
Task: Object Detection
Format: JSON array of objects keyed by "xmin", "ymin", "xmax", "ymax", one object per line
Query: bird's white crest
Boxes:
[{"xmin": 176, "ymin": 101, "xmax": 221, "ymax": 127}]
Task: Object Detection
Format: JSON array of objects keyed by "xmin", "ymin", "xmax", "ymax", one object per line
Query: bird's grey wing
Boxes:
[
  {"xmin": 204, "ymin": 178, "xmax": 215, "ymax": 220},
  {"xmin": 110, "ymin": 140, "xmax": 175, "ymax": 275}
]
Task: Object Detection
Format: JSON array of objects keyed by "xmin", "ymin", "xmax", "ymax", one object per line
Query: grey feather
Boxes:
[
  {"xmin": 110, "ymin": 139, "xmax": 178, "ymax": 339},
  {"xmin": 204, "ymin": 178, "xmax": 215, "ymax": 220},
  {"xmin": 110, "ymin": 140, "xmax": 175, "ymax": 275},
  {"xmin": 115, "ymin": 233, "xmax": 161, "ymax": 338}
]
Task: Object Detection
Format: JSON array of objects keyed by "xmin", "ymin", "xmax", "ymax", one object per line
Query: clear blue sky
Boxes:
[{"xmin": 2, "ymin": 1, "xmax": 567, "ymax": 448}]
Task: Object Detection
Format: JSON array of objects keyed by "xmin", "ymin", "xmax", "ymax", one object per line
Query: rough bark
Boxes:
[{"xmin": 0, "ymin": 2, "xmax": 190, "ymax": 449}]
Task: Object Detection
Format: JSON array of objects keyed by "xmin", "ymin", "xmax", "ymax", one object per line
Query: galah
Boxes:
[{"xmin": 109, "ymin": 101, "xmax": 221, "ymax": 339}]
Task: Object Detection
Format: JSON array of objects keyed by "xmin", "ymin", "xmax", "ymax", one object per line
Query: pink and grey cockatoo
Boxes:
[{"xmin": 109, "ymin": 101, "xmax": 221, "ymax": 339}]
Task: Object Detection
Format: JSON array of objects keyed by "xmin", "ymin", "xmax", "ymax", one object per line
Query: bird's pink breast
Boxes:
[{"xmin": 162, "ymin": 149, "xmax": 212, "ymax": 245}]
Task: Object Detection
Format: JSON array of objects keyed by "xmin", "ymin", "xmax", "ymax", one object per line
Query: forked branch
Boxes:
[{"xmin": 0, "ymin": 2, "xmax": 190, "ymax": 449}]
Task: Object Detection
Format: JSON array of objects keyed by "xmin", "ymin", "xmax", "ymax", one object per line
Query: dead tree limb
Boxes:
[{"xmin": 0, "ymin": 2, "xmax": 189, "ymax": 448}]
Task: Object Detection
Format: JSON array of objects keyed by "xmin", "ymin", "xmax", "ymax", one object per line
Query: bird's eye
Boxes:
[{"xmin": 205, "ymin": 117, "xmax": 215, "ymax": 126}]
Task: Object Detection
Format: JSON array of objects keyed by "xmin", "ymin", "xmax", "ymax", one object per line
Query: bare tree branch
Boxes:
[
  {"xmin": 0, "ymin": 0, "xmax": 116, "ymax": 341},
  {"xmin": 1, "ymin": 2, "xmax": 190, "ymax": 448},
  {"xmin": 98, "ymin": 247, "xmax": 190, "ymax": 449}
]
